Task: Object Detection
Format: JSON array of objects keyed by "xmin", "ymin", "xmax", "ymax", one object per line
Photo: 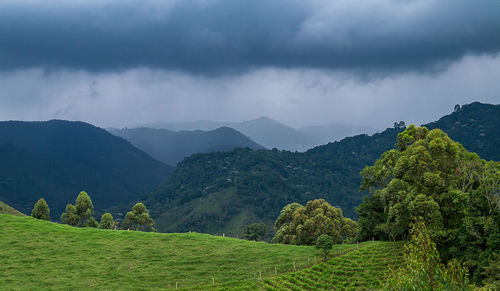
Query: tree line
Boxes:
[{"xmin": 31, "ymin": 191, "xmax": 155, "ymax": 232}]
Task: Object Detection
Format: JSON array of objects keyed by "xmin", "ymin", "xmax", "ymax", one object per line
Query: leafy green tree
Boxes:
[
  {"xmin": 75, "ymin": 191, "xmax": 94, "ymax": 227},
  {"xmin": 385, "ymin": 222, "xmax": 470, "ymax": 290},
  {"xmin": 87, "ymin": 217, "xmax": 98, "ymax": 228},
  {"xmin": 31, "ymin": 198, "xmax": 50, "ymax": 220},
  {"xmin": 272, "ymin": 199, "xmax": 358, "ymax": 245},
  {"xmin": 60, "ymin": 204, "xmax": 79, "ymax": 226},
  {"xmin": 121, "ymin": 202, "xmax": 154, "ymax": 231},
  {"xmin": 358, "ymin": 125, "xmax": 500, "ymax": 283},
  {"xmin": 315, "ymin": 234, "xmax": 334, "ymax": 261},
  {"xmin": 99, "ymin": 213, "xmax": 116, "ymax": 229},
  {"xmin": 241, "ymin": 223, "xmax": 268, "ymax": 241}
]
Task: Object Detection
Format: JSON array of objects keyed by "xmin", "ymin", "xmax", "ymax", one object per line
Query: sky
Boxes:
[{"xmin": 1, "ymin": 0, "xmax": 499, "ymax": 129}]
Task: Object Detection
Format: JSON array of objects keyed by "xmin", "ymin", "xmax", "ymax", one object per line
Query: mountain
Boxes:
[
  {"xmin": 143, "ymin": 117, "xmax": 321, "ymax": 152},
  {"xmin": 145, "ymin": 102, "xmax": 500, "ymax": 235},
  {"xmin": 299, "ymin": 123, "xmax": 378, "ymax": 144},
  {"xmin": 109, "ymin": 126, "xmax": 265, "ymax": 166},
  {"xmin": 0, "ymin": 120, "xmax": 173, "ymax": 219}
]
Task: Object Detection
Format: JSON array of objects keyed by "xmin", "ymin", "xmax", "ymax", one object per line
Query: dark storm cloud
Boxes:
[{"xmin": 1, "ymin": 0, "xmax": 500, "ymax": 74}]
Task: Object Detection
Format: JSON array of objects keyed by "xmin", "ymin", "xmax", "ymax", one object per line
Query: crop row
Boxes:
[{"xmin": 263, "ymin": 241, "xmax": 404, "ymax": 290}]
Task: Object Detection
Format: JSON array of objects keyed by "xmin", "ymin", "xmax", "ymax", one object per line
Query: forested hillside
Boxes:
[
  {"xmin": 0, "ymin": 120, "xmax": 173, "ymax": 218},
  {"xmin": 146, "ymin": 103, "xmax": 499, "ymax": 235},
  {"xmin": 110, "ymin": 126, "xmax": 264, "ymax": 166}
]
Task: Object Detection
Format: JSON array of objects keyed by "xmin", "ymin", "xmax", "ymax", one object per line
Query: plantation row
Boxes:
[{"xmin": 263, "ymin": 241, "xmax": 404, "ymax": 290}]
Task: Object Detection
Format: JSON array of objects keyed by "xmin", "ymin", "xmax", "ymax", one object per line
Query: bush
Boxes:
[{"xmin": 385, "ymin": 222, "xmax": 470, "ymax": 290}]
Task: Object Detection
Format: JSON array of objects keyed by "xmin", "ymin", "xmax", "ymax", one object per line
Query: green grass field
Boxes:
[
  {"xmin": 0, "ymin": 201, "xmax": 25, "ymax": 216},
  {"xmin": 0, "ymin": 214, "xmax": 363, "ymax": 290},
  {"xmin": 263, "ymin": 241, "xmax": 404, "ymax": 290}
]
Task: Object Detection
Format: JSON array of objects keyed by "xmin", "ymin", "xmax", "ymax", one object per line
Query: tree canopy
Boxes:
[
  {"xmin": 31, "ymin": 198, "xmax": 50, "ymax": 220},
  {"xmin": 121, "ymin": 202, "xmax": 155, "ymax": 231},
  {"xmin": 357, "ymin": 125, "xmax": 500, "ymax": 284},
  {"xmin": 60, "ymin": 191, "xmax": 97, "ymax": 228},
  {"xmin": 99, "ymin": 213, "xmax": 116, "ymax": 229},
  {"xmin": 272, "ymin": 199, "xmax": 358, "ymax": 245}
]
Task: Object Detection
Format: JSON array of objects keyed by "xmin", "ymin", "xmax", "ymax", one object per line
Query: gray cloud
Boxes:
[
  {"xmin": 1, "ymin": 0, "xmax": 500, "ymax": 74},
  {"xmin": 1, "ymin": 53, "xmax": 499, "ymax": 129}
]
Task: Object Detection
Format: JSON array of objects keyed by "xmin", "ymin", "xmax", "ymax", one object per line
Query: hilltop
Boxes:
[{"xmin": 0, "ymin": 120, "xmax": 173, "ymax": 218}]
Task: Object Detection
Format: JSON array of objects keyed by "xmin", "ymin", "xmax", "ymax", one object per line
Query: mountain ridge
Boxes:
[
  {"xmin": 0, "ymin": 120, "xmax": 173, "ymax": 218},
  {"xmin": 109, "ymin": 126, "xmax": 265, "ymax": 166}
]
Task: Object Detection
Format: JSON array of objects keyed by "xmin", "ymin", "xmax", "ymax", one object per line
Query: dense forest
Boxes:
[
  {"xmin": 0, "ymin": 120, "xmax": 173, "ymax": 218},
  {"xmin": 146, "ymin": 103, "xmax": 500, "ymax": 236}
]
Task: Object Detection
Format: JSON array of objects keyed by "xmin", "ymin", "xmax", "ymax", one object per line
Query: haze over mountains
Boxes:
[
  {"xmin": 143, "ymin": 116, "xmax": 377, "ymax": 152},
  {"xmin": 110, "ymin": 126, "xmax": 264, "ymax": 166}
]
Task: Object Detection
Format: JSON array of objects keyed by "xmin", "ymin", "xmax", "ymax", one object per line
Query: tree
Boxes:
[
  {"xmin": 99, "ymin": 213, "xmax": 116, "ymax": 229},
  {"xmin": 121, "ymin": 202, "xmax": 154, "ymax": 231},
  {"xmin": 87, "ymin": 217, "xmax": 98, "ymax": 228},
  {"xmin": 241, "ymin": 223, "xmax": 268, "ymax": 241},
  {"xmin": 60, "ymin": 191, "xmax": 97, "ymax": 227},
  {"xmin": 31, "ymin": 198, "xmax": 50, "ymax": 220},
  {"xmin": 315, "ymin": 234, "xmax": 334, "ymax": 261},
  {"xmin": 385, "ymin": 222, "xmax": 470, "ymax": 290},
  {"xmin": 60, "ymin": 204, "xmax": 79, "ymax": 226},
  {"xmin": 358, "ymin": 125, "xmax": 500, "ymax": 283},
  {"xmin": 75, "ymin": 191, "xmax": 94, "ymax": 227},
  {"xmin": 272, "ymin": 199, "xmax": 358, "ymax": 245}
]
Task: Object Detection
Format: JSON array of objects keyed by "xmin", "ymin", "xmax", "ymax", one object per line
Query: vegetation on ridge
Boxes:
[{"xmin": 145, "ymin": 103, "xmax": 500, "ymax": 237}]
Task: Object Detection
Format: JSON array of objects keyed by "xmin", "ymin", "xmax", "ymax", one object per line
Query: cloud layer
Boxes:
[
  {"xmin": 1, "ymin": 0, "xmax": 500, "ymax": 74},
  {"xmin": 1, "ymin": 53, "xmax": 499, "ymax": 129}
]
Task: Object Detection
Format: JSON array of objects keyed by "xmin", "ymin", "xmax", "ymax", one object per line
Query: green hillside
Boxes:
[
  {"xmin": 0, "ymin": 214, "xmax": 362, "ymax": 290},
  {"xmin": 0, "ymin": 201, "xmax": 25, "ymax": 216},
  {"xmin": 264, "ymin": 241, "xmax": 404, "ymax": 290}
]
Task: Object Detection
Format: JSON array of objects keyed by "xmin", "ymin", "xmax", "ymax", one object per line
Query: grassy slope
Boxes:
[
  {"xmin": 263, "ymin": 241, "xmax": 404, "ymax": 290},
  {"xmin": 0, "ymin": 201, "xmax": 25, "ymax": 216},
  {"xmin": 0, "ymin": 214, "xmax": 360, "ymax": 290}
]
